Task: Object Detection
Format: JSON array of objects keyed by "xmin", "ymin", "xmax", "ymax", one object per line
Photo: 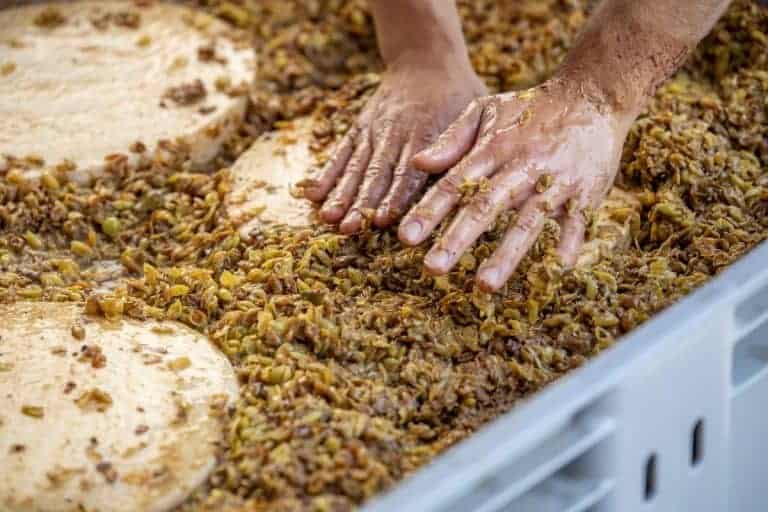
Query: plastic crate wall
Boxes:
[{"xmin": 364, "ymin": 241, "xmax": 768, "ymax": 512}]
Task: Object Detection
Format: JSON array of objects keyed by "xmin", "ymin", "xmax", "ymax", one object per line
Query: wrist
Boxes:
[
  {"xmin": 543, "ymin": 74, "xmax": 638, "ymax": 137},
  {"xmin": 385, "ymin": 43, "xmax": 474, "ymax": 76},
  {"xmin": 371, "ymin": 0, "xmax": 470, "ymax": 68},
  {"xmin": 550, "ymin": 67, "xmax": 641, "ymax": 128},
  {"xmin": 553, "ymin": 1, "xmax": 700, "ymax": 124}
]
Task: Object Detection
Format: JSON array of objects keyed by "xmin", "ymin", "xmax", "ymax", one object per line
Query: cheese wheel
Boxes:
[
  {"xmin": 226, "ymin": 118, "xmax": 316, "ymax": 234},
  {"xmin": 0, "ymin": 1, "xmax": 255, "ymax": 182},
  {"xmin": 0, "ymin": 302, "xmax": 238, "ymax": 512}
]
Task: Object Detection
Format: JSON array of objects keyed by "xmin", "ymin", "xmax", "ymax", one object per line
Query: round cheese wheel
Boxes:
[
  {"xmin": 0, "ymin": 301, "xmax": 238, "ymax": 512},
  {"xmin": 0, "ymin": 0, "xmax": 255, "ymax": 182},
  {"xmin": 226, "ymin": 117, "xmax": 316, "ymax": 234}
]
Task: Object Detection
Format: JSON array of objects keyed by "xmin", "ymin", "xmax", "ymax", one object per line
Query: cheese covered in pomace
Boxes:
[
  {"xmin": 0, "ymin": 1, "xmax": 255, "ymax": 183},
  {"xmin": 0, "ymin": 302, "xmax": 238, "ymax": 512}
]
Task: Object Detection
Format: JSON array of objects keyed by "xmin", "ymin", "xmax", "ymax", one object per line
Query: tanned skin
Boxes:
[{"xmin": 300, "ymin": 0, "xmax": 733, "ymax": 292}]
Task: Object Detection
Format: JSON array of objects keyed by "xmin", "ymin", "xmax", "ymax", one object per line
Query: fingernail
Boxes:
[
  {"xmin": 340, "ymin": 211, "xmax": 361, "ymax": 233},
  {"xmin": 425, "ymin": 249, "xmax": 450, "ymax": 271},
  {"xmin": 400, "ymin": 221, "xmax": 422, "ymax": 242},
  {"xmin": 320, "ymin": 203, "xmax": 344, "ymax": 223},
  {"xmin": 295, "ymin": 178, "xmax": 318, "ymax": 188},
  {"xmin": 374, "ymin": 207, "xmax": 396, "ymax": 227},
  {"xmin": 374, "ymin": 208, "xmax": 387, "ymax": 223},
  {"xmin": 477, "ymin": 267, "xmax": 499, "ymax": 291}
]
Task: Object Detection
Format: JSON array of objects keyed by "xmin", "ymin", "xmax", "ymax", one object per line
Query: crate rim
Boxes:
[{"xmin": 364, "ymin": 239, "xmax": 768, "ymax": 511}]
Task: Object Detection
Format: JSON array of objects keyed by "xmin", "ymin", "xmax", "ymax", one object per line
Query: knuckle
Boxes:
[
  {"xmin": 347, "ymin": 153, "xmax": 368, "ymax": 171},
  {"xmin": 408, "ymin": 108, "xmax": 432, "ymax": 123},
  {"xmin": 469, "ymin": 193, "xmax": 496, "ymax": 218},
  {"xmin": 374, "ymin": 117, "xmax": 396, "ymax": 134},
  {"xmin": 346, "ymin": 125, "xmax": 361, "ymax": 140},
  {"xmin": 393, "ymin": 164, "xmax": 413, "ymax": 179},
  {"xmin": 367, "ymin": 162, "xmax": 387, "ymax": 176},
  {"xmin": 326, "ymin": 187, "xmax": 348, "ymax": 206},
  {"xmin": 367, "ymin": 170, "xmax": 389, "ymax": 189},
  {"xmin": 411, "ymin": 205, "xmax": 436, "ymax": 222},
  {"xmin": 406, "ymin": 170, "xmax": 428, "ymax": 191},
  {"xmin": 413, "ymin": 129, "xmax": 437, "ymax": 147},
  {"xmin": 345, "ymin": 159, "xmax": 362, "ymax": 172},
  {"xmin": 437, "ymin": 174, "xmax": 462, "ymax": 195},
  {"xmin": 352, "ymin": 127, "xmax": 368, "ymax": 145},
  {"xmin": 516, "ymin": 211, "xmax": 540, "ymax": 231},
  {"xmin": 355, "ymin": 188, "xmax": 376, "ymax": 206}
]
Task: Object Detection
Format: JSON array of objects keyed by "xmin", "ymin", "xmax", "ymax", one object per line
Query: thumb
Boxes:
[{"xmin": 412, "ymin": 98, "xmax": 484, "ymax": 174}]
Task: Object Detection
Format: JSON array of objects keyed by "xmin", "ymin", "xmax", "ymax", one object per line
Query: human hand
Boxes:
[
  {"xmin": 301, "ymin": 60, "xmax": 487, "ymax": 233},
  {"xmin": 399, "ymin": 78, "xmax": 634, "ymax": 292}
]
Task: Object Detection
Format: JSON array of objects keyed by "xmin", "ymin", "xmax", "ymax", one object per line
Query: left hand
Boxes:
[
  {"xmin": 398, "ymin": 78, "xmax": 634, "ymax": 292},
  {"xmin": 301, "ymin": 59, "xmax": 487, "ymax": 233}
]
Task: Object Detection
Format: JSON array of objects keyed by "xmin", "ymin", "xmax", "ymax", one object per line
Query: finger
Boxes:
[
  {"xmin": 422, "ymin": 168, "xmax": 537, "ymax": 274},
  {"xmin": 301, "ymin": 128, "xmax": 358, "ymax": 202},
  {"xmin": 398, "ymin": 139, "xmax": 503, "ymax": 246},
  {"xmin": 475, "ymin": 187, "xmax": 572, "ymax": 292},
  {"xmin": 339, "ymin": 124, "xmax": 403, "ymax": 234},
  {"xmin": 412, "ymin": 99, "xmax": 484, "ymax": 173},
  {"xmin": 374, "ymin": 137, "xmax": 429, "ymax": 228},
  {"xmin": 556, "ymin": 209, "xmax": 586, "ymax": 267},
  {"xmin": 319, "ymin": 135, "xmax": 373, "ymax": 224}
]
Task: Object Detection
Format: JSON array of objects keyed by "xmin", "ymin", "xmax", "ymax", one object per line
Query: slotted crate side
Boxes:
[
  {"xmin": 364, "ymin": 241, "xmax": 768, "ymax": 512},
  {"xmin": 729, "ymin": 260, "xmax": 768, "ymax": 512},
  {"xmin": 593, "ymin": 310, "xmax": 730, "ymax": 512},
  {"xmin": 730, "ymin": 319, "xmax": 768, "ymax": 512}
]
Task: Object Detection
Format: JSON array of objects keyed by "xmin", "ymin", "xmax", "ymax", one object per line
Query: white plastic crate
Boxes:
[{"xmin": 364, "ymin": 241, "xmax": 768, "ymax": 512}]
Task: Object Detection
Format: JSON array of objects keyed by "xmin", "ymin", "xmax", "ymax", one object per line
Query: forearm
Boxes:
[
  {"xmin": 558, "ymin": 0, "xmax": 731, "ymax": 121},
  {"xmin": 369, "ymin": 0, "xmax": 471, "ymax": 68}
]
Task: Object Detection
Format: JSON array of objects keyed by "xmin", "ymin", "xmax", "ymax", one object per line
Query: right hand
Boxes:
[
  {"xmin": 300, "ymin": 58, "xmax": 487, "ymax": 234},
  {"xmin": 400, "ymin": 77, "xmax": 634, "ymax": 292}
]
